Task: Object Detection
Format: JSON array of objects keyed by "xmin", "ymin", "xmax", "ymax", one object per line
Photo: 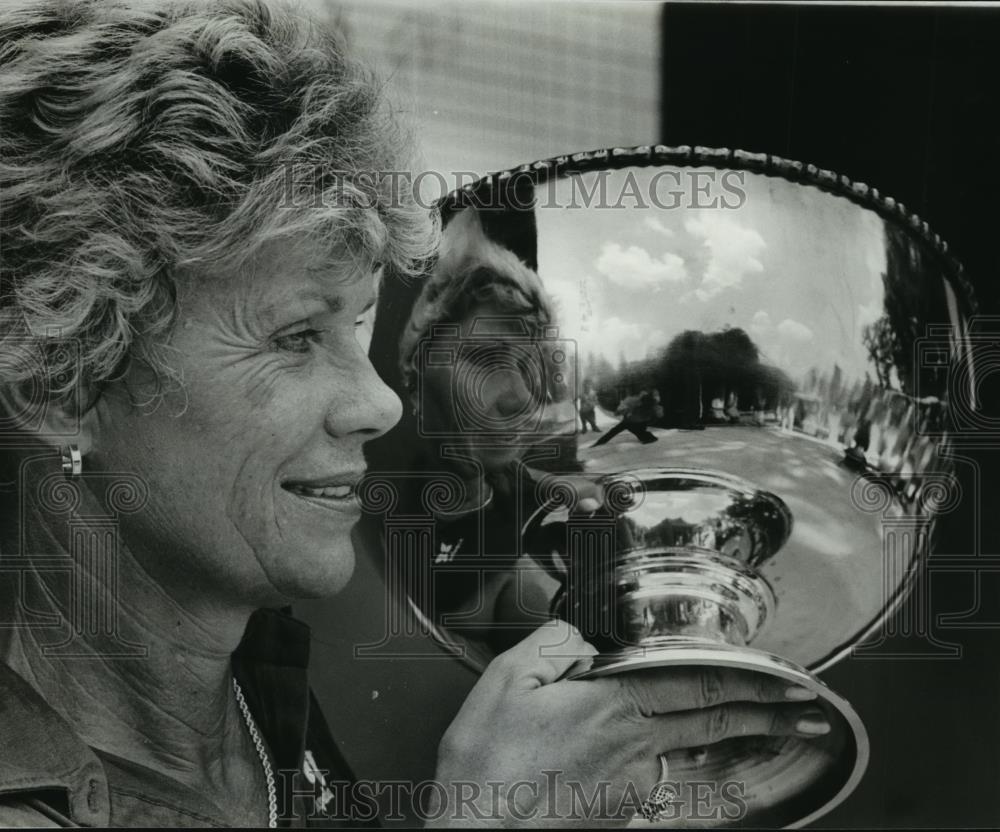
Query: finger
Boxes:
[
  {"xmin": 570, "ymin": 479, "xmax": 603, "ymax": 514},
  {"xmin": 489, "ymin": 620, "xmax": 599, "ymax": 690},
  {"xmin": 650, "ymin": 703, "xmax": 832, "ymax": 750},
  {"xmin": 611, "ymin": 667, "xmax": 818, "ymax": 716}
]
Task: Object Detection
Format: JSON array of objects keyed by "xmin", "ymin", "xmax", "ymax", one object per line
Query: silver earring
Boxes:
[{"xmin": 60, "ymin": 445, "xmax": 82, "ymax": 478}]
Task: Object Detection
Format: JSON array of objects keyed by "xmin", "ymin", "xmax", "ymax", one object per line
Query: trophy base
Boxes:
[{"xmin": 570, "ymin": 640, "xmax": 868, "ymax": 829}]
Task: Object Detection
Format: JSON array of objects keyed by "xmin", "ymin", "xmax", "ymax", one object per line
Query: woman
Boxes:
[{"xmin": 0, "ymin": 1, "xmax": 831, "ymax": 826}]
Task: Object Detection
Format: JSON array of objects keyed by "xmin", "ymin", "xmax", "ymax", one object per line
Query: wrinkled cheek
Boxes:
[
  {"xmin": 222, "ymin": 461, "xmax": 281, "ymax": 582},
  {"xmin": 225, "ymin": 478, "xmax": 357, "ymax": 600}
]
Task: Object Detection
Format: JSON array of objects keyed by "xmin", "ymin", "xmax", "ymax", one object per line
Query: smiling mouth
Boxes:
[{"xmin": 282, "ymin": 475, "xmax": 363, "ymax": 511}]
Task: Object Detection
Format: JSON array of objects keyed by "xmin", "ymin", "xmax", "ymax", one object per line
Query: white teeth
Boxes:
[{"xmin": 293, "ymin": 485, "xmax": 354, "ymax": 499}]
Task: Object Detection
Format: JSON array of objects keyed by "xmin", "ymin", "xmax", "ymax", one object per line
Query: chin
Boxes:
[{"xmin": 266, "ymin": 531, "xmax": 357, "ymax": 601}]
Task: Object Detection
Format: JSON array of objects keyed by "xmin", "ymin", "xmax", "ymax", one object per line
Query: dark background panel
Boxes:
[
  {"xmin": 659, "ymin": 4, "xmax": 998, "ymax": 827},
  {"xmin": 660, "ymin": 4, "xmax": 999, "ymax": 314}
]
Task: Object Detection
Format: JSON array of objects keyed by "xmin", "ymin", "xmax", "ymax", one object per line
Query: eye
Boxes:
[
  {"xmin": 355, "ymin": 311, "xmax": 376, "ymax": 352},
  {"xmin": 273, "ymin": 329, "xmax": 323, "ymax": 354}
]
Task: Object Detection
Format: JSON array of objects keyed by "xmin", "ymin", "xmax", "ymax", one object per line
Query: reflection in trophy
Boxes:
[
  {"xmin": 541, "ymin": 469, "xmax": 790, "ymax": 654},
  {"xmin": 365, "ymin": 147, "xmax": 978, "ymax": 827}
]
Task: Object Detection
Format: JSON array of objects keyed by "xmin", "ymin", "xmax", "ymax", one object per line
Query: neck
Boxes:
[{"xmin": 0, "ymin": 465, "xmax": 256, "ymax": 785}]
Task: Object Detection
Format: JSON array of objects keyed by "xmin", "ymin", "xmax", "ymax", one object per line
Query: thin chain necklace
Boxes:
[{"xmin": 232, "ymin": 676, "xmax": 278, "ymax": 828}]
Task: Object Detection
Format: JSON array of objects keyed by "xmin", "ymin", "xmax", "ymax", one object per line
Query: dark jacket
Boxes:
[
  {"xmin": 618, "ymin": 393, "xmax": 658, "ymax": 424},
  {"xmin": 0, "ymin": 608, "xmax": 366, "ymax": 827}
]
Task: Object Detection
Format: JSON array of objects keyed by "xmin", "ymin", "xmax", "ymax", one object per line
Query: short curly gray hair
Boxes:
[
  {"xmin": 0, "ymin": 0, "xmax": 437, "ymax": 411},
  {"xmin": 399, "ymin": 208, "xmax": 553, "ymax": 400}
]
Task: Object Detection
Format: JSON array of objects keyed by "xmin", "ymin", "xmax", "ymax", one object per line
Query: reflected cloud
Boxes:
[
  {"xmin": 682, "ymin": 212, "xmax": 766, "ymax": 302},
  {"xmin": 776, "ymin": 318, "xmax": 815, "ymax": 342},
  {"xmin": 595, "ymin": 242, "xmax": 688, "ymax": 290},
  {"xmin": 546, "ymin": 274, "xmax": 670, "ymax": 363},
  {"xmin": 751, "ymin": 310, "xmax": 771, "ymax": 333},
  {"xmin": 643, "ymin": 216, "xmax": 675, "ymax": 237}
]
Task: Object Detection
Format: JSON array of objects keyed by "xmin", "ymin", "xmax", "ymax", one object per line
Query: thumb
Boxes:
[{"xmin": 491, "ymin": 619, "xmax": 599, "ymax": 690}]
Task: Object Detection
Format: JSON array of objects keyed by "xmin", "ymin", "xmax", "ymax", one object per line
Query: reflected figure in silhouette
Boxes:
[
  {"xmin": 579, "ymin": 378, "xmax": 599, "ymax": 433},
  {"xmin": 591, "ymin": 388, "xmax": 659, "ymax": 447}
]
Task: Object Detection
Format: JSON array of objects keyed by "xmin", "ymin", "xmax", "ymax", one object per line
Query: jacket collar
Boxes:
[
  {"xmin": 0, "ymin": 607, "xmax": 312, "ymax": 827},
  {"xmin": 0, "ymin": 661, "xmax": 110, "ymax": 826}
]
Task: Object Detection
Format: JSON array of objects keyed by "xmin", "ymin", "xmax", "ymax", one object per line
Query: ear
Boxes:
[
  {"xmin": 0, "ymin": 382, "xmax": 99, "ymax": 456},
  {"xmin": 437, "ymin": 207, "xmax": 546, "ymax": 298},
  {"xmin": 436, "ymin": 207, "xmax": 491, "ymax": 275}
]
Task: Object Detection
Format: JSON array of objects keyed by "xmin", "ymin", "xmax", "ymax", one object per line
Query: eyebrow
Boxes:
[{"xmin": 259, "ymin": 290, "xmax": 376, "ymax": 330}]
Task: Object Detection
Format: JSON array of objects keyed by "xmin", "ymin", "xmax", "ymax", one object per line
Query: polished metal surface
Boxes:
[
  {"xmin": 523, "ymin": 153, "xmax": 969, "ymax": 673},
  {"xmin": 520, "ymin": 467, "xmax": 868, "ymax": 828},
  {"xmin": 365, "ymin": 147, "xmax": 977, "ymax": 828},
  {"xmin": 530, "ymin": 469, "xmax": 789, "ymax": 653}
]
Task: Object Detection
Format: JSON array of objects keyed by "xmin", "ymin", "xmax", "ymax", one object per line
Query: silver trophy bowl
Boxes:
[{"xmin": 358, "ymin": 146, "xmax": 979, "ymax": 828}]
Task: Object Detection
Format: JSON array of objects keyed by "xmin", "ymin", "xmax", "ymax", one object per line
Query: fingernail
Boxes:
[
  {"xmin": 688, "ymin": 746, "xmax": 708, "ymax": 766},
  {"xmin": 795, "ymin": 713, "xmax": 831, "ymax": 735},
  {"xmin": 784, "ymin": 685, "xmax": 818, "ymax": 701}
]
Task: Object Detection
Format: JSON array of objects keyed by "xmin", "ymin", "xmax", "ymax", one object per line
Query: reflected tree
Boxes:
[
  {"xmin": 595, "ymin": 327, "xmax": 795, "ymax": 427},
  {"xmin": 862, "ymin": 222, "xmax": 950, "ymax": 399}
]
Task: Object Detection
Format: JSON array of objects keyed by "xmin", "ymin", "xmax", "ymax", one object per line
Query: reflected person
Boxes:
[
  {"xmin": 579, "ymin": 378, "xmax": 600, "ymax": 433},
  {"xmin": 591, "ymin": 389, "xmax": 660, "ymax": 447},
  {"xmin": 396, "ymin": 208, "xmax": 577, "ymax": 655}
]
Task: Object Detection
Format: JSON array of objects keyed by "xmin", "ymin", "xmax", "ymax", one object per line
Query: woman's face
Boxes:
[
  {"xmin": 89, "ymin": 237, "xmax": 400, "ymax": 608},
  {"xmin": 417, "ymin": 303, "xmax": 561, "ymax": 474}
]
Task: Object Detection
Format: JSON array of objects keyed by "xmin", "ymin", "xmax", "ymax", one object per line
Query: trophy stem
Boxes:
[
  {"xmin": 556, "ymin": 548, "xmax": 777, "ymax": 656},
  {"xmin": 617, "ymin": 549, "xmax": 776, "ymax": 649}
]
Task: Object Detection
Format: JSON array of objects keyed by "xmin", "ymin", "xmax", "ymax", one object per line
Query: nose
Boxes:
[
  {"xmin": 324, "ymin": 353, "xmax": 402, "ymax": 441},
  {"xmin": 489, "ymin": 367, "xmax": 535, "ymax": 420}
]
